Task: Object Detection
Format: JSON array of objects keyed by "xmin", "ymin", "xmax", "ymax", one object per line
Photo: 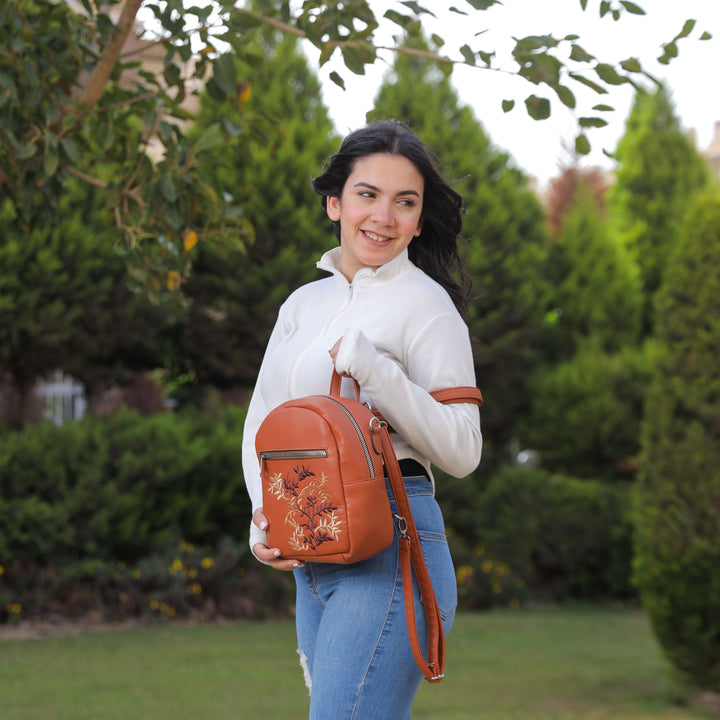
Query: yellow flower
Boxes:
[
  {"xmin": 187, "ymin": 567, "xmax": 198, "ymax": 579},
  {"xmin": 149, "ymin": 600, "xmax": 160, "ymax": 611},
  {"xmin": 183, "ymin": 230, "xmax": 199, "ymax": 253},
  {"xmin": 169, "ymin": 559, "xmax": 184, "ymax": 575},
  {"xmin": 132, "ymin": 569, "xmax": 142, "ymax": 579},
  {"xmin": 7, "ymin": 603, "xmax": 21, "ymax": 614},
  {"xmin": 201, "ymin": 557, "xmax": 214, "ymax": 569},
  {"xmin": 187, "ymin": 583, "xmax": 202, "ymax": 595},
  {"xmin": 455, "ymin": 565, "xmax": 473, "ymax": 583},
  {"xmin": 160, "ymin": 603, "xmax": 176, "ymax": 618},
  {"xmin": 167, "ymin": 270, "xmax": 181, "ymax": 291},
  {"xmin": 481, "ymin": 560, "xmax": 493, "ymax": 574},
  {"xmin": 0, "ymin": 565, "xmax": 4, "ymax": 575}
]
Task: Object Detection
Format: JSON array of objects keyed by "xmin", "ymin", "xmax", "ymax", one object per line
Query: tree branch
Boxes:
[{"xmin": 78, "ymin": 0, "xmax": 145, "ymax": 111}]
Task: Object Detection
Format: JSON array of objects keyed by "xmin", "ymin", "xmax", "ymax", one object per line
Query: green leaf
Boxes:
[
  {"xmin": 592, "ymin": 104, "xmax": 614, "ymax": 112},
  {"xmin": 460, "ymin": 44, "xmax": 476, "ymax": 65},
  {"xmin": 502, "ymin": 99, "xmax": 515, "ymax": 113},
  {"xmin": 159, "ymin": 171, "xmax": 178, "ymax": 203},
  {"xmin": 384, "ymin": 9, "xmax": 413, "ymax": 30},
  {"xmin": 194, "ymin": 123, "xmax": 225, "ymax": 153},
  {"xmin": 464, "ymin": 0, "xmax": 501, "ymax": 9},
  {"xmin": 569, "ymin": 72, "xmax": 607, "ymax": 94},
  {"xmin": 700, "ymin": 31, "xmax": 712, "ymax": 41},
  {"xmin": 329, "ymin": 71, "xmax": 345, "ymax": 90},
  {"xmin": 619, "ymin": 1, "xmax": 645, "ymax": 15},
  {"xmin": 341, "ymin": 46, "xmax": 367, "ymax": 76},
  {"xmin": 319, "ymin": 44, "xmax": 334, "ymax": 66},
  {"xmin": 478, "ymin": 50, "xmax": 494, "ymax": 67},
  {"xmin": 43, "ymin": 146, "xmax": 59, "ymax": 176},
  {"xmin": 556, "ymin": 85, "xmax": 576, "ymax": 109},
  {"xmin": 579, "ymin": 116, "xmax": 609, "ymax": 128},
  {"xmin": 400, "ymin": 1, "xmax": 436, "ymax": 15},
  {"xmin": 211, "ymin": 53, "xmax": 237, "ymax": 97},
  {"xmin": 595, "ymin": 63, "xmax": 628, "ymax": 85},
  {"xmin": 676, "ymin": 18, "xmax": 696, "ymax": 39},
  {"xmin": 60, "ymin": 137, "xmax": 80, "ymax": 163},
  {"xmin": 524, "ymin": 95, "xmax": 551, "ymax": 120},
  {"xmin": 580, "ymin": 0, "xmax": 589, "ymax": 10},
  {"xmin": 620, "ymin": 57, "xmax": 642, "ymax": 73},
  {"xmin": 575, "ymin": 133, "xmax": 591, "ymax": 155},
  {"xmin": 570, "ymin": 44, "xmax": 595, "ymax": 63},
  {"xmin": 16, "ymin": 142, "xmax": 37, "ymax": 161},
  {"xmin": 658, "ymin": 41, "xmax": 678, "ymax": 65}
]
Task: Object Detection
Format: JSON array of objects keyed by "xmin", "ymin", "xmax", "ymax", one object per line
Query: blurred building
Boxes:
[{"xmin": 702, "ymin": 121, "xmax": 720, "ymax": 180}]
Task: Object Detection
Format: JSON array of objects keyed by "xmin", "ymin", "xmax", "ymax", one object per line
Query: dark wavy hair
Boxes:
[{"xmin": 311, "ymin": 120, "xmax": 470, "ymax": 315}]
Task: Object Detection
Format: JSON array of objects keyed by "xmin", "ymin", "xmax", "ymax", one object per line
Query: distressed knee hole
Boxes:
[{"xmin": 297, "ymin": 649, "xmax": 312, "ymax": 694}]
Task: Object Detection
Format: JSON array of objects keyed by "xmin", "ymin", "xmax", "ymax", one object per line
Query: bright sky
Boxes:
[{"xmin": 310, "ymin": 0, "xmax": 720, "ymax": 186}]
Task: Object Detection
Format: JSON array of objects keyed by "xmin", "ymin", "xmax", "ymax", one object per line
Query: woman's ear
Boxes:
[
  {"xmin": 414, "ymin": 216, "xmax": 424, "ymax": 237},
  {"xmin": 327, "ymin": 195, "xmax": 341, "ymax": 221}
]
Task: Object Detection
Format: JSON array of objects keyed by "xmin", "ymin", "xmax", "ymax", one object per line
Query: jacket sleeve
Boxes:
[{"xmin": 334, "ymin": 312, "xmax": 482, "ymax": 478}]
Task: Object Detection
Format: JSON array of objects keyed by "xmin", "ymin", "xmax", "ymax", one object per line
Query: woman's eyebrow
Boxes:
[{"xmin": 353, "ymin": 181, "xmax": 421, "ymax": 197}]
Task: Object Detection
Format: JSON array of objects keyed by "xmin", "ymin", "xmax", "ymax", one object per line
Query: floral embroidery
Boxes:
[{"xmin": 268, "ymin": 465, "xmax": 342, "ymax": 552}]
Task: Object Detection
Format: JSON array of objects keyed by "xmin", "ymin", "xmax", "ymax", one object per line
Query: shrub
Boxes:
[
  {"xmin": 0, "ymin": 535, "xmax": 294, "ymax": 624},
  {"xmin": 0, "ymin": 406, "xmax": 250, "ymax": 566},
  {"xmin": 634, "ymin": 189, "xmax": 720, "ymax": 691},
  {"xmin": 476, "ymin": 466, "xmax": 634, "ymax": 601}
]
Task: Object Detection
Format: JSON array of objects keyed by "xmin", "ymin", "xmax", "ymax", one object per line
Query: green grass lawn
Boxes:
[{"xmin": 0, "ymin": 606, "xmax": 715, "ymax": 720}]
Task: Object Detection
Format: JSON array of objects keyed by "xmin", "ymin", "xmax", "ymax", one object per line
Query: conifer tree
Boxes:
[
  {"xmin": 634, "ymin": 188, "xmax": 720, "ymax": 691},
  {"xmin": 368, "ymin": 40, "xmax": 550, "ymax": 461},
  {"xmin": 608, "ymin": 84, "xmax": 710, "ymax": 333},
  {"xmin": 547, "ymin": 177, "xmax": 642, "ymax": 355},
  {"xmin": 175, "ymin": 31, "xmax": 338, "ymax": 392}
]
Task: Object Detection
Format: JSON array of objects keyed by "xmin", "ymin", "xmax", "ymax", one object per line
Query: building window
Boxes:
[{"xmin": 36, "ymin": 371, "xmax": 87, "ymax": 425}]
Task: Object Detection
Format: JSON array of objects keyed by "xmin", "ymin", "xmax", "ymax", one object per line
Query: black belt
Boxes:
[{"xmin": 395, "ymin": 458, "xmax": 429, "ymax": 480}]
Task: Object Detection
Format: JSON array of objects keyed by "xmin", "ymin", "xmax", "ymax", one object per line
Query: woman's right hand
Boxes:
[{"xmin": 252, "ymin": 509, "xmax": 305, "ymax": 571}]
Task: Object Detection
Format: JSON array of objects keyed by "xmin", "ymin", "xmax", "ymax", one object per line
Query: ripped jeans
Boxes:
[{"xmin": 293, "ymin": 474, "xmax": 457, "ymax": 720}]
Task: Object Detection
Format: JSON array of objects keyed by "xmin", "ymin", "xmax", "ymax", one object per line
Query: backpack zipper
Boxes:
[
  {"xmin": 326, "ymin": 397, "xmax": 374, "ymax": 477},
  {"xmin": 260, "ymin": 449, "xmax": 328, "ymax": 461}
]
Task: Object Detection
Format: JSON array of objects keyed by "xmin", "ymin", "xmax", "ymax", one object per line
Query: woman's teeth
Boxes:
[{"xmin": 364, "ymin": 231, "xmax": 390, "ymax": 242}]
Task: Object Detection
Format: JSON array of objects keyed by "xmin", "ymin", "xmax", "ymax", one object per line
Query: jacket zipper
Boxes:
[{"xmin": 326, "ymin": 397, "xmax": 374, "ymax": 477}]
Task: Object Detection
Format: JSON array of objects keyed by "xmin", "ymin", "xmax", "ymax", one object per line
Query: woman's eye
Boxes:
[
  {"xmin": 399, "ymin": 199, "xmax": 416, "ymax": 208},
  {"xmin": 359, "ymin": 191, "xmax": 375, "ymax": 199}
]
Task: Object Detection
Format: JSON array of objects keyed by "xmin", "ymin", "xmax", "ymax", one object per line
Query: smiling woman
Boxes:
[
  {"xmin": 326, "ymin": 153, "xmax": 424, "ymax": 281},
  {"xmin": 241, "ymin": 120, "xmax": 482, "ymax": 719}
]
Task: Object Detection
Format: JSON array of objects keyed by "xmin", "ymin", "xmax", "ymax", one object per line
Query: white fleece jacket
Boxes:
[{"xmin": 241, "ymin": 247, "xmax": 482, "ymax": 552}]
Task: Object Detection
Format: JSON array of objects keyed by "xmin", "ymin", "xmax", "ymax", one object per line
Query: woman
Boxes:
[{"xmin": 241, "ymin": 120, "xmax": 482, "ymax": 718}]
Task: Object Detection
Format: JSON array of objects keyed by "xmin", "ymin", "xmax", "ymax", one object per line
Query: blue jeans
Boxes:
[{"xmin": 293, "ymin": 475, "xmax": 457, "ymax": 719}]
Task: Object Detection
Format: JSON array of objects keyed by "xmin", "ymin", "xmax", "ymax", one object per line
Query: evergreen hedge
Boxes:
[
  {"xmin": 634, "ymin": 189, "xmax": 720, "ymax": 691},
  {"xmin": 0, "ymin": 406, "xmax": 636, "ymax": 623},
  {"xmin": 0, "ymin": 406, "xmax": 249, "ymax": 566},
  {"xmin": 473, "ymin": 466, "xmax": 635, "ymax": 601}
]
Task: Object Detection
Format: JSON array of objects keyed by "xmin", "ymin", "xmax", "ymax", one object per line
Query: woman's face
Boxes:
[{"xmin": 327, "ymin": 153, "xmax": 424, "ymax": 282}]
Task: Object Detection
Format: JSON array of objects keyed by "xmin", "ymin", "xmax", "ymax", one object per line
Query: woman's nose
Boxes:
[{"xmin": 371, "ymin": 200, "xmax": 395, "ymax": 225}]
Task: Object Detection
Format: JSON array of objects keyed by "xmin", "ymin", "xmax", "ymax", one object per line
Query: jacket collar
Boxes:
[{"xmin": 317, "ymin": 246, "xmax": 412, "ymax": 286}]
